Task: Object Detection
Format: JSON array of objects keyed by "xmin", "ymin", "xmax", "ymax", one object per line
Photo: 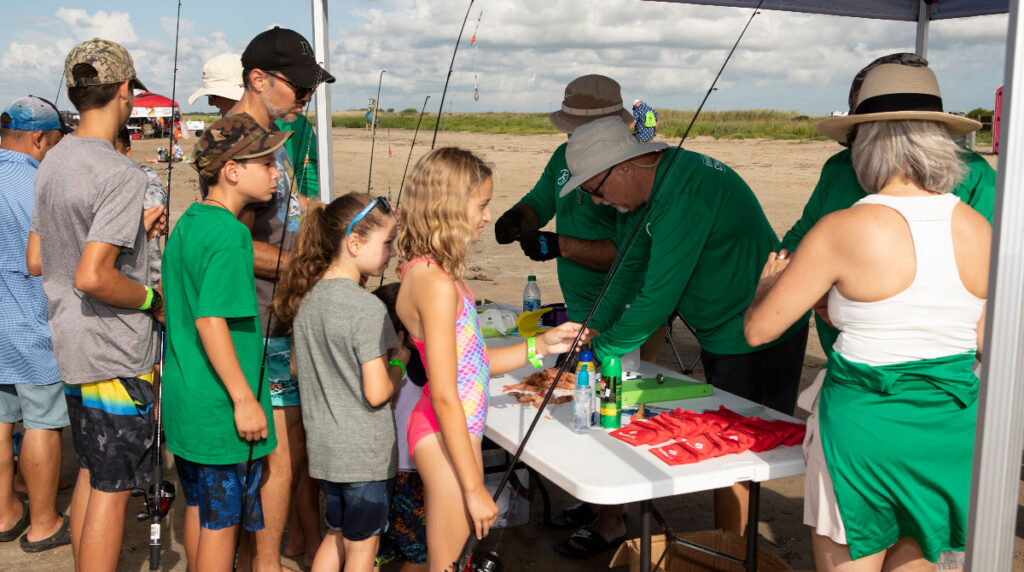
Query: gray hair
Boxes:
[{"xmin": 851, "ymin": 120, "xmax": 965, "ymax": 194}]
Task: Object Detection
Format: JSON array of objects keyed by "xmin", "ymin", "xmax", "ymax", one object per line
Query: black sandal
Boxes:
[
  {"xmin": 20, "ymin": 514, "xmax": 70, "ymax": 553},
  {"xmin": 550, "ymin": 502, "xmax": 596, "ymax": 530},
  {"xmin": 553, "ymin": 526, "xmax": 626, "ymax": 559},
  {"xmin": 0, "ymin": 499, "xmax": 29, "ymax": 542}
]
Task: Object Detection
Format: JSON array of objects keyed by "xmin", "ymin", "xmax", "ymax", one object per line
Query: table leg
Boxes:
[
  {"xmin": 745, "ymin": 481, "xmax": 760, "ymax": 572},
  {"xmin": 641, "ymin": 499, "xmax": 652, "ymax": 572}
]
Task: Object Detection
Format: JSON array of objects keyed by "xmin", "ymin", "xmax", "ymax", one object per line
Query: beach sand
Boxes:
[{"xmin": 3, "ymin": 128, "xmax": 1008, "ymax": 571}]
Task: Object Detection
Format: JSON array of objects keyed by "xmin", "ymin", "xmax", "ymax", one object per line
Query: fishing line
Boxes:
[
  {"xmin": 431, "ymin": 0, "xmax": 475, "ymax": 149},
  {"xmin": 455, "ymin": 1, "xmax": 766, "ymax": 568},
  {"xmin": 146, "ymin": 1, "xmax": 182, "ymax": 568},
  {"xmin": 368, "ymin": 69, "xmax": 386, "ymax": 192},
  {"xmin": 471, "ymin": 9, "xmax": 483, "ymax": 102}
]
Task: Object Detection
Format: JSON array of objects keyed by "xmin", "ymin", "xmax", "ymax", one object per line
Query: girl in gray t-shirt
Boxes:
[{"xmin": 272, "ymin": 193, "xmax": 409, "ymax": 569}]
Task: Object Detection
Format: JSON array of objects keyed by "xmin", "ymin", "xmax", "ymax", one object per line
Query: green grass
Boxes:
[{"xmin": 334, "ymin": 109, "xmax": 832, "ymax": 140}]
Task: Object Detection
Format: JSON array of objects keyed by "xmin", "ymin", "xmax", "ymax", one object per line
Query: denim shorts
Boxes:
[
  {"xmin": 320, "ymin": 478, "xmax": 394, "ymax": 540},
  {"xmin": 176, "ymin": 456, "xmax": 265, "ymax": 531},
  {"xmin": 0, "ymin": 382, "xmax": 69, "ymax": 429}
]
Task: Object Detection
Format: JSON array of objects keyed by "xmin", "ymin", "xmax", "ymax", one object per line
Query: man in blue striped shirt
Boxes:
[{"xmin": 0, "ymin": 95, "xmax": 71, "ymax": 552}]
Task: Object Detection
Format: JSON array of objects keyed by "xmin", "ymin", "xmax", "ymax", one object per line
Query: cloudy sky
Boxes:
[{"xmin": 0, "ymin": 1, "xmax": 1009, "ymax": 116}]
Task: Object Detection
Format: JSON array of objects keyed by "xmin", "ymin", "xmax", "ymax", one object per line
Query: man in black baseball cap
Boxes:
[{"xmin": 231, "ymin": 26, "xmax": 330, "ymax": 572}]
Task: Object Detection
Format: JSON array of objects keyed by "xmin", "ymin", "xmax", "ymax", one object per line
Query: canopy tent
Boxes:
[
  {"xmin": 308, "ymin": 3, "xmax": 1024, "ymax": 569},
  {"xmin": 131, "ymin": 90, "xmax": 181, "ymax": 119}
]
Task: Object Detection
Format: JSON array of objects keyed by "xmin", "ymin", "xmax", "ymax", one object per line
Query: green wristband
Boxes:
[
  {"xmin": 388, "ymin": 359, "xmax": 407, "ymax": 377},
  {"xmin": 138, "ymin": 286, "xmax": 154, "ymax": 311},
  {"xmin": 527, "ymin": 337, "xmax": 543, "ymax": 368}
]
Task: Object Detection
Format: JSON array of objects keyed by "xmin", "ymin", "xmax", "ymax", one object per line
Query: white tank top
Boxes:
[{"xmin": 828, "ymin": 193, "xmax": 985, "ymax": 366}]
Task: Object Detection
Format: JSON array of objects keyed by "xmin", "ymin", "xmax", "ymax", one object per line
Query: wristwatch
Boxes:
[{"xmin": 148, "ymin": 289, "xmax": 164, "ymax": 313}]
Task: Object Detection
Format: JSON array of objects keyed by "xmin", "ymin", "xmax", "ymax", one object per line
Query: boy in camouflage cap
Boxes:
[
  {"xmin": 28, "ymin": 37, "xmax": 165, "ymax": 571},
  {"xmin": 161, "ymin": 113, "xmax": 290, "ymax": 572}
]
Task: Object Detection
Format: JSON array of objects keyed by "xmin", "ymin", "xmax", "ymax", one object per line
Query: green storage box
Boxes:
[{"xmin": 620, "ymin": 374, "xmax": 712, "ymax": 406}]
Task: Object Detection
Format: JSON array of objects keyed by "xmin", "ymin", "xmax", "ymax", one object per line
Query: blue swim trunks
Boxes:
[{"xmin": 176, "ymin": 456, "xmax": 265, "ymax": 531}]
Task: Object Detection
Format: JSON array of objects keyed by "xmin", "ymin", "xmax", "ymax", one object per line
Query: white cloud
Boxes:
[{"xmin": 56, "ymin": 8, "xmax": 138, "ymax": 43}]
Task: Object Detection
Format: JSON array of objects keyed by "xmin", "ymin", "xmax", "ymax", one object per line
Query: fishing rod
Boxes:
[
  {"xmin": 144, "ymin": 1, "xmax": 182, "ymax": 569},
  {"xmin": 455, "ymin": 1, "xmax": 766, "ymax": 569},
  {"xmin": 431, "ymin": 0, "xmax": 475, "ymax": 149},
  {"xmin": 232, "ymin": 60, "xmax": 328, "ymax": 572},
  {"xmin": 368, "ymin": 69, "xmax": 386, "ymax": 193}
]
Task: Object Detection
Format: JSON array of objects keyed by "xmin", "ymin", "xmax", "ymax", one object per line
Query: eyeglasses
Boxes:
[
  {"xmin": 264, "ymin": 72, "xmax": 313, "ymax": 100},
  {"xmin": 346, "ymin": 196, "xmax": 393, "ymax": 237},
  {"xmin": 580, "ymin": 167, "xmax": 613, "ymax": 199}
]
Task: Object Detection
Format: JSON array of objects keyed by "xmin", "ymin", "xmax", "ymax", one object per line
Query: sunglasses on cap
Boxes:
[
  {"xmin": 580, "ymin": 167, "xmax": 613, "ymax": 199},
  {"xmin": 346, "ymin": 196, "xmax": 393, "ymax": 237},
  {"xmin": 265, "ymin": 72, "xmax": 313, "ymax": 100}
]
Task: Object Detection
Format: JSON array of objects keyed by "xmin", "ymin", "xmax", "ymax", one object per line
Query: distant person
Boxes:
[
  {"xmin": 0, "ymin": 95, "xmax": 71, "ymax": 553},
  {"xmin": 28, "ymin": 38, "xmax": 166, "ymax": 571},
  {"xmin": 114, "ymin": 127, "xmax": 166, "ymax": 291},
  {"xmin": 779, "ymin": 53, "xmax": 996, "ymax": 360},
  {"xmin": 630, "ymin": 98, "xmax": 658, "ymax": 142},
  {"xmin": 365, "ymin": 99, "xmax": 378, "ymax": 131},
  {"xmin": 187, "ymin": 52, "xmax": 244, "ymax": 116},
  {"xmin": 745, "ymin": 58, "xmax": 987, "ymax": 572},
  {"xmin": 231, "ymin": 26, "xmax": 334, "ymax": 572}
]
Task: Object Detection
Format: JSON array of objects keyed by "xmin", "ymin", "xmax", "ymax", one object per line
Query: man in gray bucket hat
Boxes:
[{"xmin": 567, "ymin": 116, "xmax": 809, "ymax": 539}]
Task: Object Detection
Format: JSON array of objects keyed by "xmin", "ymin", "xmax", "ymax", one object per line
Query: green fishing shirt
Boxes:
[
  {"xmin": 518, "ymin": 142, "xmax": 621, "ymax": 322},
  {"xmin": 780, "ymin": 148, "xmax": 996, "ymax": 356},
  {"xmin": 590, "ymin": 148, "xmax": 807, "ymax": 361},
  {"xmin": 275, "ymin": 115, "xmax": 320, "ymax": 200}
]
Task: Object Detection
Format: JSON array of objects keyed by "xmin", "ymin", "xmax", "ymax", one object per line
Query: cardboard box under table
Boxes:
[{"xmin": 484, "ymin": 339, "xmax": 805, "ymax": 572}]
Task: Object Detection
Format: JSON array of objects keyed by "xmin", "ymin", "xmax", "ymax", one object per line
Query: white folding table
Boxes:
[{"xmin": 484, "ymin": 349, "xmax": 806, "ymax": 571}]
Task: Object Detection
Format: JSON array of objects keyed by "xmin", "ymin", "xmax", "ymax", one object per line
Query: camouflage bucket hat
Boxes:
[
  {"xmin": 65, "ymin": 38, "xmax": 147, "ymax": 91},
  {"xmin": 193, "ymin": 113, "xmax": 292, "ymax": 180}
]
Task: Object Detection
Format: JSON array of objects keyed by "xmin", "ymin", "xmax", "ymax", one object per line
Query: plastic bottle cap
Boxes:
[
  {"xmin": 602, "ymin": 356, "xmax": 622, "ymax": 377},
  {"xmin": 528, "ymin": 275, "xmax": 536, "ymax": 281},
  {"xmin": 576, "ymin": 366, "xmax": 589, "ymax": 387},
  {"xmin": 579, "ymin": 349, "xmax": 594, "ymax": 363}
]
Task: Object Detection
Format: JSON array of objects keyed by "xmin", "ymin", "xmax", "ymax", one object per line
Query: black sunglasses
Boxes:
[
  {"xmin": 265, "ymin": 72, "xmax": 313, "ymax": 99},
  {"xmin": 580, "ymin": 167, "xmax": 613, "ymax": 199},
  {"xmin": 346, "ymin": 196, "xmax": 393, "ymax": 237}
]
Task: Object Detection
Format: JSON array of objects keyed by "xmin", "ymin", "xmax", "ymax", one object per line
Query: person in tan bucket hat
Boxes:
[{"xmin": 493, "ymin": 79, "xmax": 636, "ymax": 557}]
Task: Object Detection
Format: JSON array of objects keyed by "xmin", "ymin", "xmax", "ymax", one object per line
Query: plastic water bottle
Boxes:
[
  {"xmin": 578, "ymin": 350, "xmax": 599, "ymax": 427},
  {"xmin": 572, "ymin": 365, "xmax": 592, "ymax": 434},
  {"xmin": 523, "ymin": 275, "xmax": 541, "ymax": 313}
]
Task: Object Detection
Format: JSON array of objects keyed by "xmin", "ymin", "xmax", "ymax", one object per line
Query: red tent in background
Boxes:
[{"xmin": 131, "ymin": 91, "xmax": 180, "ymax": 119}]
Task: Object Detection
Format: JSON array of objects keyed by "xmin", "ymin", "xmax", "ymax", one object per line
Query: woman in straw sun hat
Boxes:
[{"xmin": 745, "ymin": 58, "xmax": 988, "ymax": 571}]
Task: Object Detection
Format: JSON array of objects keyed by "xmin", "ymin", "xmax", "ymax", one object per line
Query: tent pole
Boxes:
[
  {"xmin": 965, "ymin": 1, "xmax": 1024, "ymax": 570},
  {"xmin": 915, "ymin": 0, "xmax": 930, "ymax": 58},
  {"xmin": 312, "ymin": 0, "xmax": 334, "ymax": 203}
]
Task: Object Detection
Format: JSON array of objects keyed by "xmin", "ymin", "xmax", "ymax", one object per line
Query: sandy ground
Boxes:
[{"xmin": 3, "ymin": 128, "xmax": 1013, "ymax": 571}]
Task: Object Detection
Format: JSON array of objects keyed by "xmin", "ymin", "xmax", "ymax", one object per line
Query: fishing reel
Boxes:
[
  {"xmin": 463, "ymin": 550, "xmax": 502, "ymax": 572},
  {"xmin": 132, "ymin": 480, "xmax": 176, "ymax": 521}
]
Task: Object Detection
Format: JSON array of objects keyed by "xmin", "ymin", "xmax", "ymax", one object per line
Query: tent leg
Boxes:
[{"xmin": 915, "ymin": 0, "xmax": 930, "ymax": 58}]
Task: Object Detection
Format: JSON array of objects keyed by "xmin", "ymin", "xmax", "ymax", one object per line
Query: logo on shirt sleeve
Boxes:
[
  {"xmin": 557, "ymin": 169, "xmax": 571, "ymax": 187},
  {"xmin": 701, "ymin": 155, "xmax": 725, "ymax": 172}
]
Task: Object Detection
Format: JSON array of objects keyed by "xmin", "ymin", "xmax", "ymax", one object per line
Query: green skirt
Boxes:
[{"xmin": 818, "ymin": 351, "xmax": 977, "ymax": 562}]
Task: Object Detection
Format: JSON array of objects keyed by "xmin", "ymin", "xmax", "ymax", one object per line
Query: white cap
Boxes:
[
  {"xmin": 187, "ymin": 53, "xmax": 244, "ymax": 105},
  {"xmin": 632, "ymin": 98, "xmax": 642, "ymax": 106}
]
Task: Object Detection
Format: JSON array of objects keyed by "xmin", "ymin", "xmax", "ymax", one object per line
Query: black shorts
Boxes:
[
  {"xmin": 63, "ymin": 373, "xmax": 157, "ymax": 492},
  {"xmin": 701, "ymin": 323, "xmax": 809, "ymax": 416}
]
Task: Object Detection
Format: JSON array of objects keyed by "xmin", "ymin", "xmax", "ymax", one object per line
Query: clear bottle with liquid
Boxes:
[
  {"xmin": 577, "ymin": 349, "xmax": 599, "ymax": 427},
  {"xmin": 572, "ymin": 365, "xmax": 592, "ymax": 434},
  {"xmin": 523, "ymin": 275, "xmax": 541, "ymax": 313}
]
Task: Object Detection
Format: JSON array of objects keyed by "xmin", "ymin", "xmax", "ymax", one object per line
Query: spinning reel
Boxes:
[{"xmin": 132, "ymin": 480, "xmax": 175, "ymax": 522}]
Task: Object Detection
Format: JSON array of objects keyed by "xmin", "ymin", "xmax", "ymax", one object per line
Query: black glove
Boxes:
[
  {"xmin": 494, "ymin": 208, "xmax": 524, "ymax": 244},
  {"xmin": 519, "ymin": 231, "xmax": 560, "ymax": 261}
]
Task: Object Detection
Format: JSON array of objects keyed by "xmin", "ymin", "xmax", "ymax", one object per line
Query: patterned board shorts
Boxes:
[
  {"xmin": 375, "ymin": 471, "xmax": 427, "ymax": 566},
  {"xmin": 265, "ymin": 337, "xmax": 299, "ymax": 408},
  {"xmin": 63, "ymin": 373, "xmax": 156, "ymax": 492},
  {"xmin": 176, "ymin": 456, "xmax": 265, "ymax": 531}
]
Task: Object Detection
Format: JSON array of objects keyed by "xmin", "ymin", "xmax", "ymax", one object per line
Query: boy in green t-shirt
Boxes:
[{"xmin": 161, "ymin": 113, "xmax": 291, "ymax": 572}]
